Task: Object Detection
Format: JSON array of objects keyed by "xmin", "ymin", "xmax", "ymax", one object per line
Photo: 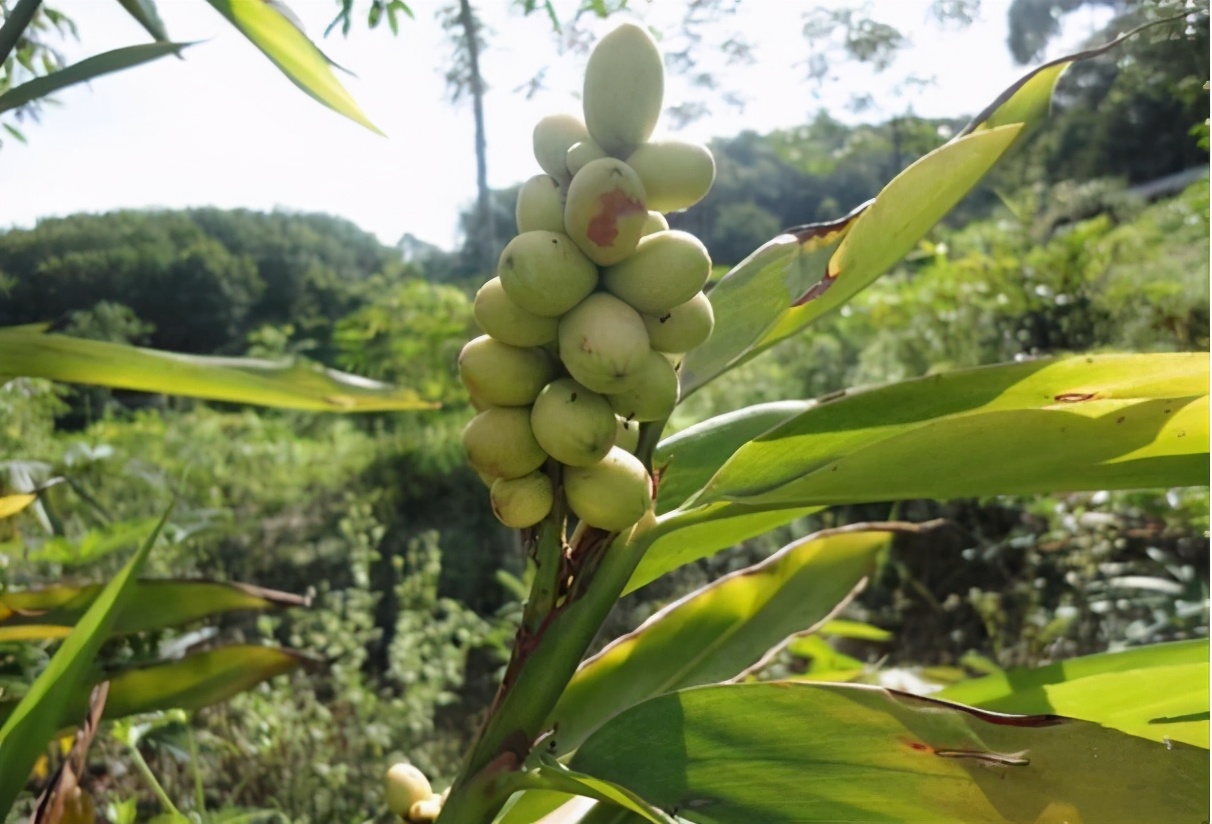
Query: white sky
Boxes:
[{"xmin": 0, "ymin": 0, "xmax": 1113, "ymax": 251}]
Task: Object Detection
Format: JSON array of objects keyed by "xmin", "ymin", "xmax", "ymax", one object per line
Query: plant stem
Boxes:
[{"xmin": 128, "ymin": 742, "xmax": 186, "ymax": 821}]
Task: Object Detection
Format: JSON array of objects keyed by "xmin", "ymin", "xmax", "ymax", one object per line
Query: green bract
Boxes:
[
  {"xmin": 582, "ymin": 23, "xmax": 664, "ymax": 157},
  {"xmin": 564, "ymin": 157, "xmax": 648, "ymax": 266},
  {"xmin": 625, "ymin": 140, "xmax": 716, "ymax": 213},
  {"xmin": 564, "ymin": 446, "xmax": 654, "ymax": 532},
  {"xmin": 490, "ymin": 472, "xmax": 554, "ymax": 529},
  {"xmin": 457, "ymin": 335, "xmax": 553, "ymax": 407},
  {"xmin": 602, "ymin": 229, "xmax": 712, "ymax": 314},
  {"xmin": 516, "ymin": 174, "xmax": 565, "ymax": 234},
  {"xmin": 462, "ymin": 407, "xmax": 546, "ymax": 480},
  {"xmin": 642, "ymin": 291, "xmax": 715, "ymax": 353},
  {"xmin": 473, "ymin": 277, "xmax": 559, "ymax": 348},
  {"xmin": 608, "ymin": 350, "xmax": 679, "ymax": 423},
  {"xmin": 566, "ymin": 138, "xmax": 608, "ymax": 177},
  {"xmin": 498, "ymin": 230, "xmax": 598, "ymax": 317},
  {"xmin": 533, "ymin": 113, "xmax": 588, "ymax": 186},
  {"xmin": 558, "ymin": 293, "xmax": 651, "ymax": 394},
  {"xmin": 530, "ymin": 378, "xmax": 617, "ymax": 467}
]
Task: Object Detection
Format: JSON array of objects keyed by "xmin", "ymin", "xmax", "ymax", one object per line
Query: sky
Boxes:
[{"xmin": 0, "ymin": 0, "xmax": 1114, "ymax": 251}]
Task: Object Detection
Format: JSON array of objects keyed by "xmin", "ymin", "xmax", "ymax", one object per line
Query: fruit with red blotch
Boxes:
[
  {"xmin": 563, "ymin": 157, "xmax": 647, "ymax": 266},
  {"xmin": 530, "ymin": 378, "xmax": 617, "ymax": 467},
  {"xmin": 602, "ymin": 229, "xmax": 711, "ymax": 314},
  {"xmin": 490, "ymin": 471, "xmax": 553, "ymax": 528},
  {"xmin": 564, "ymin": 446, "xmax": 654, "ymax": 531},
  {"xmin": 473, "ymin": 277, "xmax": 558, "ymax": 348},
  {"xmin": 516, "ymin": 174, "xmax": 565, "ymax": 234},
  {"xmin": 385, "ymin": 763, "xmax": 432, "ymax": 818},
  {"xmin": 625, "ymin": 140, "xmax": 716, "ymax": 213},
  {"xmin": 498, "ymin": 230, "xmax": 598, "ymax": 317},
  {"xmin": 533, "ymin": 113, "xmax": 588, "ymax": 186},
  {"xmin": 458, "ymin": 335, "xmax": 553, "ymax": 407},
  {"xmin": 608, "ymin": 350, "xmax": 679, "ymax": 422},
  {"xmin": 558, "ymin": 293, "xmax": 650, "ymax": 394},
  {"xmin": 642, "ymin": 291, "xmax": 715, "ymax": 353},
  {"xmin": 582, "ymin": 23, "xmax": 664, "ymax": 157},
  {"xmin": 463, "ymin": 407, "xmax": 546, "ymax": 480}
]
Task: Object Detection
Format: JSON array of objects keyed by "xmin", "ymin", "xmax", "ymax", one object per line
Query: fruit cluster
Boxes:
[{"xmin": 460, "ymin": 22, "xmax": 716, "ymax": 533}]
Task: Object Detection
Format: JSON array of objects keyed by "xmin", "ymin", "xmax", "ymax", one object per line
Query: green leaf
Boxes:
[
  {"xmin": 571, "ymin": 682, "xmax": 1210, "ymax": 823},
  {"xmin": 624, "ymin": 503, "xmax": 821, "ymax": 595},
  {"xmin": 654, "ymin": 401, "xmax": 811, "ymax": 514},
  {"xmin": 115, "ymin": 0, "xmax": 171, "ymax": 42},
  {"xmin": 531, "ymin": 757, "xmax": 675, "ymax": 824},
  {"xmin": 692, "ymin": 354, "xmax": 1208, "ymax": 509},
  {"xmin": 0, "ymin": 41, "xmax": 191, "ymax": 115},
  {"xmin": 0, "ymin": 325, "xmax": 435, "ymax": 411},
  {"xmin": 202, "ymin": 0, "xmax": 381, "ymax": 133},
  {"xmin": 548, "ymin": 527, "xmax": 892, "ymax": 755},
  {"xmin": 0, "ymin": 0, "xmax": 41, "ymax": 66},
  {"xmin": 817, "ymin": 618, "xmax": 892, "ymax": 642},
  {"xmin": 0, "ymin": 509, "xmax": 167, "ymax": 814},
  {"xmin": 0, "ymin": 646, "xmax": 310, "ymax": 729},
  {"xmin": 0, "ymin": 579, "xmax": 307, "ymax": 642},
  {"xmin": 937, "ymin": 640, "xmax": 1209, "ymax": 748}
]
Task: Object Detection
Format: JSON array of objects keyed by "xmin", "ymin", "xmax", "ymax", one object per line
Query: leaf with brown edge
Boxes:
[
  {"xmin": 570, "ymin": 682, "xmax": 1209, "ymax": 823},
  {"xmin": 32, "ymin": 682, "xmax": 108, "ymax": 824}
]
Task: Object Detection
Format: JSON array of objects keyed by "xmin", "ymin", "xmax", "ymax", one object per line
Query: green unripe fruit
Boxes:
[
  {"xmin": 474, "ymin": 277, "xmax": 558, "ymax": 348},
  {"xmin": 642, "ymin": 291, "xmax": 715, "ymax": 353},
  {"xmin": 498, "ymin": 230, "xmax": 598, "ymax": 317},
  {"xmin": 490, "ymin": 471, "xmax": 553, "ymax": 528},
  {"xmin": 534, "ymin": 114, "xmax": 588, "ymax": 186},
  {"xmin": 583, "ymin": 23, "xmax": 664, "ymax": 157},
  {"xmin": 564, "ymin": 158, "xmax": 648, "ymax": 266},
  {"xmin": 566, "ymin": 139, "xmax": 608, "ymax": 177},
  {"xmin": 530, "ymin": 378, "xmax": 617, "ymax": 466},
  {"xmin": 602, "ymin": 229, "xmax": 711, "ymax": 314},
  {"xmin": 565, "ymin": 446, "xmax": 654, "ymax": 532},
  {"xmin": 385, "ymin": 763, "xmax": 432, "ymax": 817},
  {"xmin": 463, "ymin": 407, "xmax": 547, "ymax": 480},
  {"xmin": 641, "ymin": 210, "xmax": 668, "ymax": 237},
  {"xmin": 458, "ymin": 335, "xmax": 553, "ymax": 407},
  {"xmin": 558, "ymin": 293, "xmax": 650, "ymax": 394},
  {"xmin": 608, "ymin": 350, "xmax": 679, "ymax": 422},
  {"xmin": 615, "ymin": 417, "xmax": 640, "ymax": 454},
  {"xmin": 516, "ymin": 174, "xmax": 565, "ymax": 234},
  {"xmin": 625, "ymin": 141, "xmax": 716, "ymax": 213}
]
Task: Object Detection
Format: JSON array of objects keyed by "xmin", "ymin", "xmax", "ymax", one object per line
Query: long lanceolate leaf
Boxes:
[
  {"xmin": 546, "ymin": 527, "xmax": 893, "ymax": 755},
  {"xmin": 0, "ymin": 325, "xmax": 436, "ymax": 411},
  {"xmin": 202, "ymin": 0, "xmax": 381, "ymax": 133},
  {"xmin": 681, "ymin": 26, "xmax": 1154, "ymax": 399},
  {"xmin": 0, "ymin": 510, "xmax": 168, "ymax": 815},
  {"xmin": 630, "ymin": 353, "xmax": 1209, "ymax": 592},
  {"xmin": 571, "ymin": 683, "xmax": 1210, "ymax": 823},
  {"xmin": 0, "ymin": 41, "xmax": 190, "ymax": 115}
]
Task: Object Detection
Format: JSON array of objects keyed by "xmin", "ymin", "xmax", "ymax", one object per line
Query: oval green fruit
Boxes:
[
  {"xmin": 615, "ymin": 416, "xmax": 640, "ymax": 454},
  {"xmin": 608, "ymin": 350, "xmax": 679, "ymax": 422},
  {"xmin": 474, "ymin": 277, "xmax": 558, "ymax": 348},
  {"xmin": 498, "ymin": 230, "xmax": 598, "ymax": 317},
  {"xmin": 385, "ymin": 763, "xmax": 432, "ymax": 817},
  {"xmin": 641, "ymin": 210, "xmax": 668, "ymax": 237},
  {"xmin": 490, "ymin": 471, "xmax": 553, "ymax": 528},
  {"xmin": 564, "ymin": 446, "xmax": 654, "ymax": 532},
  {"xmin": 534, "ymin": 113, "xmax": 588, "ymax": 186},
  {"xmin": 566, "ymin": 138, "xmax": 608, "ymax": 177},
  {"xmin": 530, "ymin": 378, "xmax": 617, "ymax": 467},
  {"xmin": 558, "ymin": 293, "xmax": 650, "ymax": 394},
  {"xmin": 625, "ymin": 140, "xmax": 716, "ymax": 213},
  {"xmin": 642, "ymin": 290, "xmax": 714, "ymax": 353},
  {"xmin": 602, "ymin": 229, "xmax": 711, "ymax": 314},
  {"xmin": 564, "ymin": 157, "xmax": 648, "ymax": 266},
  {"xmin": 583, "ymin": 23, "xmax": 664, "ymax": 157},
  {"xmin": 463, "ymin": 407, "xmax": 547, "ymax": 480},
  {"xmin": 516, "ymin": 174, "xmax": 565, "ymax": 234},
  {"xmin": 458, "ymin": 335, "xmax": 553, "ymax": 407}
]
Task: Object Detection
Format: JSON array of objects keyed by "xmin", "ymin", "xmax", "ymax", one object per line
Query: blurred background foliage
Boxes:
[{"xmin": 0, "ymin": 0, "xmax": 1207, "ymax": 819}]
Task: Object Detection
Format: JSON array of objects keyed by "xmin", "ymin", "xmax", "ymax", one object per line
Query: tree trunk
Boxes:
[{"xmin": 457, "ymin": 0, "xmax": 495, "ymax": 272}]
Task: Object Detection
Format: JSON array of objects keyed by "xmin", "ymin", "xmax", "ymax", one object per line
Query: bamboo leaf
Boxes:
[
  {"xmin": 202, "ymin": 0, "xmax": 380, "ymax": 133},
  {"xmin": 548, "ymin": 527, "xmax": 893, "ymax": 755},
  {"xmin": 937, "ymin": 640, "xmax": 1209, "ymax": 748},
  {"xmin": 115, "ymin": 0, "xmax": 170, "ymax": 42},
  {"xmin": 0, "ymin": 42, "xmax": 190, "ymax": 115},
  {"xmin": 0, "ymin": 325, "xmax": 435, "ymax": 411},
  {"xmin": 571, "ymin": 683, "xmax": 1210, "ymax": 823},
  {"xmin": 0, "ymin": 510, "xmax": 168, "ymax": 814}
]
